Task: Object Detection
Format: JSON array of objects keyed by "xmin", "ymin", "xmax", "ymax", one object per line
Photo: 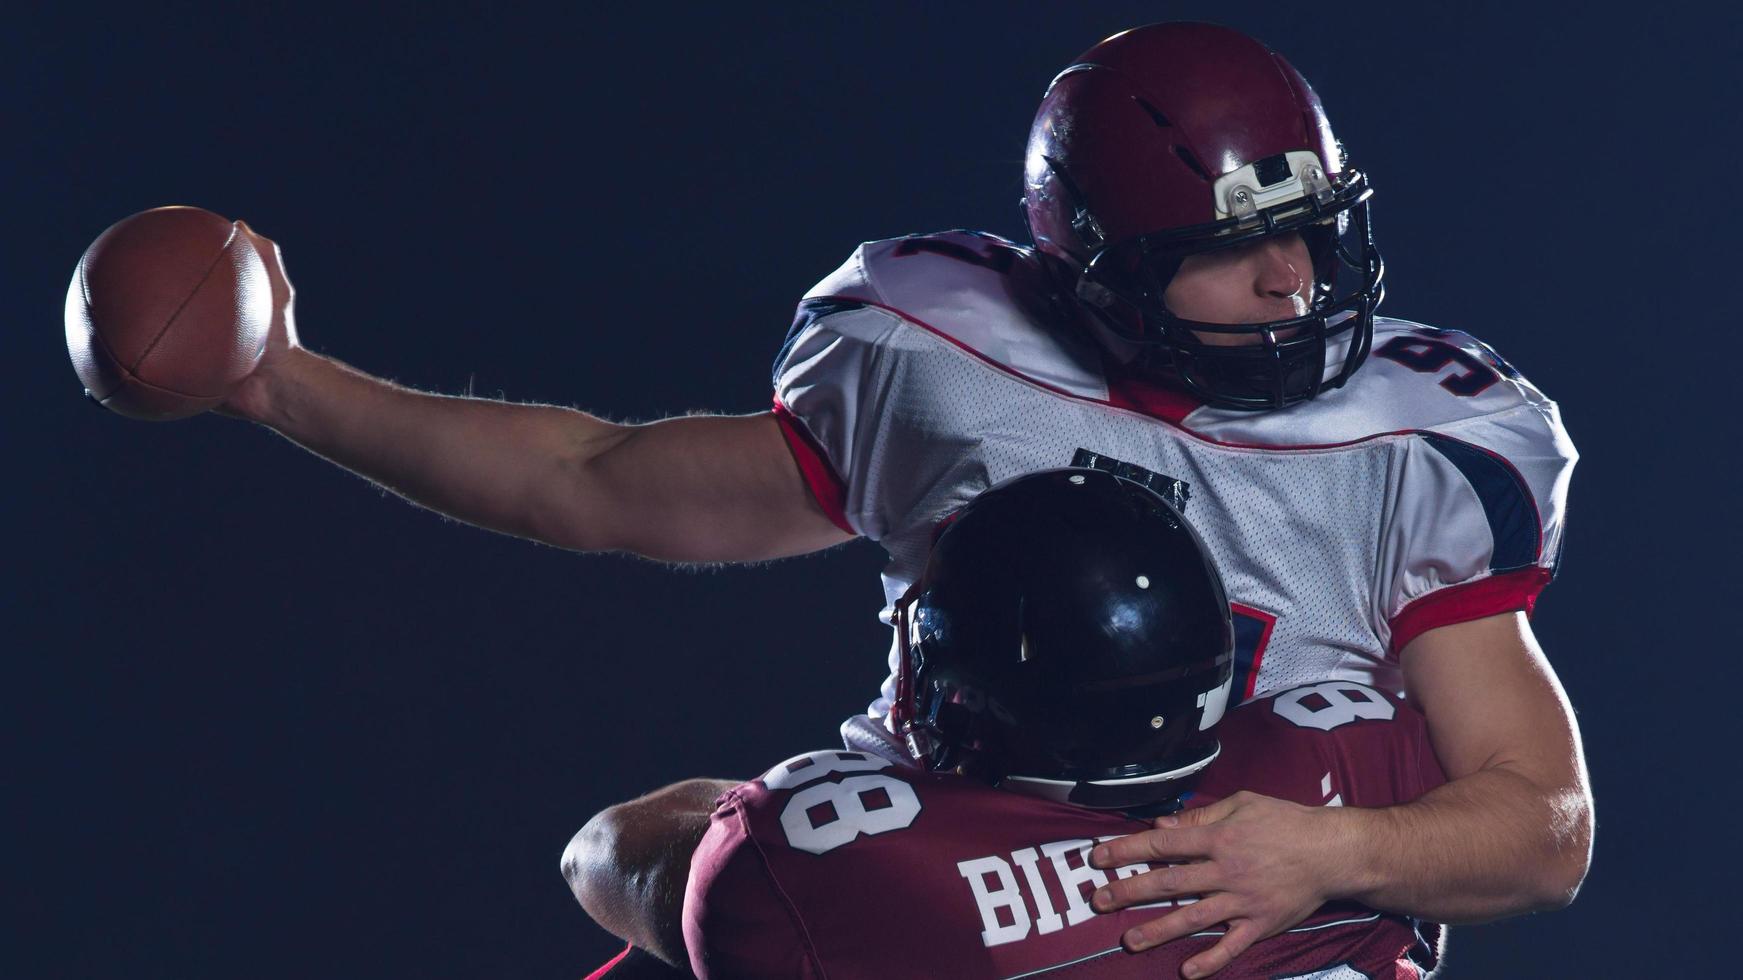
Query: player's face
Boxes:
[{"xmin": 1163, "ymin": 232, "xmax": 1312, "ymax": 346}]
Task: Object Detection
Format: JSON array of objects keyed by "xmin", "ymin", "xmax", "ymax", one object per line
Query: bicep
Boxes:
[
  {"xmin": 579, "ymin": 411, "xmax": 856, "ymax": 563},
  {"xmin": 1401, "ymin": 612, "xmax": 1586, "ymax": 789}
]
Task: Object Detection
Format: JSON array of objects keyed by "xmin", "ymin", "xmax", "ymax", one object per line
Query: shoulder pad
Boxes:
[
  {"xmin": 1248, "ymin": 681, "xmax": 1417, "ymax": 733},
  {"xmin": 759, "ymin": 749, "xmax": 896, "ymax": 791},
  {"xmin": 1362, "ymin": 318, "xmax": 1554, "ymax": 420},
  {"xmin": 805, "ymin": 230, "xmax": 1109, "ymax": 399},
  {"xmin": 1185, "ymin": 318, "xmax": 1563, "ymax": 445}
]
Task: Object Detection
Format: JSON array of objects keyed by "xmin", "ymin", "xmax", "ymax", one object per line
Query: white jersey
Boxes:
[{"xmin": 771, "ymin": 231, "xmax": 1576, "ymax": 748}]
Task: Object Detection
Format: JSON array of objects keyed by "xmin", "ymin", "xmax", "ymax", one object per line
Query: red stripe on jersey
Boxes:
[
  {"xmin": 771, "ymin": 397, "xmax": 855, "ymax": 534},
  {"xmin": 1387, "ymin": 566, "xmax": 1554, "ymax": 657},
  {"xmin": 811, "ymin": 293, "xmax": 1438, "ymax": 451}
]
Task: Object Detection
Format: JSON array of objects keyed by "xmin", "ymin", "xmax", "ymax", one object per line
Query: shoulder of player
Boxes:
[
  {"xmin": 1194, "ymin": 682, "xmax": 1430, "ymax": 803},
  {"xmin": 1359, "ymin": 317, "xmax": 1561, "ymax": 427},
  {"xmin": 737, "ymin": 748, "xmax": 922, "ymax": 800},
  {"xmin": 804, "ymin": 229, "xmax": 1033, "ymax": 303},
  {"xmin": 1190, "ymin": 317, "xmax": 1568, "ymax": 449},
  {"xmin": 1220, "ymin": 681, "xmax": 1425, "ymax": 745},
  {"xmin": 797, "ymin": 230, "xmax": 1105, "ymax": 383}
]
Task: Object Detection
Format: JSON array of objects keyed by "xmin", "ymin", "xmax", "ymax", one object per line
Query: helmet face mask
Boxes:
[
  {"xmin": 1023, "ymin": 23, "xmax": 1387, "ymax": 411},
  {"xmin": 890, "ymin": 469, "xmax": 1235, "ymax": 812},
  {"xmin": 1079, "ymin": 186, "xmax": 1384, "ymax": 410}
]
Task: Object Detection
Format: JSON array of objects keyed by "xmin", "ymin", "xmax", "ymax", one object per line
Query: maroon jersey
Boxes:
[{"xmin": 683, "ymin": 681, "xmax": 1446, "ymax": 979}]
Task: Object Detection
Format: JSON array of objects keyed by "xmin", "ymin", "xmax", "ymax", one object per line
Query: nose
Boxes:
[{"xmin": 1254, "ymin": 239, "xmax": 1304, "ymax": 301}]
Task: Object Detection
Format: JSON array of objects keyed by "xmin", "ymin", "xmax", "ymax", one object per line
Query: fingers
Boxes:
[
  {"xmin": 1090, "ymin": 825, "xmax": 1215, "ymax": 869},
  {"xmin": 1173, "ymin": 793, "xmax": 1241, "ymax": 827},
  {"xmin": 237, "ymin": 219, "xmax": 268, "ymax": 252},
  {"xmin": 236, "ymin": 220, "xmax": 290, "ymax": 277},
  {"xmin": 1092, "ymin": 861, "xmax": 1214, "ymax": 912},
  {"xmin": 1120, "ymin": 892, "xmax": 1237, "ymax": 953},
  {"xmin": 229, "ymin": 219, "xmax": 300, "ymax": 356},
  {"xmin": 1179, "ymin": 918, "xmax": 1265, "ymax": 979},
  {"xmin": 1091, "ymin": 796, "xmax": 1254, "ymax": 870}
]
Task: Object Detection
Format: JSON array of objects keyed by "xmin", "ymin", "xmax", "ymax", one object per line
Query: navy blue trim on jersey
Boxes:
[
  {"xmin": 1230, "ymin": 610, "xmax": 1270, "ymax": 703},
  {"xmin": 1421, "ymin": 432, "xmax": 1540, "ymax": 572},
  {"xmin": 773, "ymin": 298, "xmax": 867, "ymax": 385}
]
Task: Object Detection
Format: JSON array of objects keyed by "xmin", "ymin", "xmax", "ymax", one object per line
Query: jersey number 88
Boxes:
[{"xmin": 765, "ymin": 751, "xmax": 925, "ymax": 855}]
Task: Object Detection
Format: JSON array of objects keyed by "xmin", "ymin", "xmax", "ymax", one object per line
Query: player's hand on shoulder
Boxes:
[
  {"xmin": 1087, "ymin": 790, "xmax": 1350, "ymax": 977},
  {"xmin": 217, "ymin": 222, "xmax": 304, "ymax": 422}
]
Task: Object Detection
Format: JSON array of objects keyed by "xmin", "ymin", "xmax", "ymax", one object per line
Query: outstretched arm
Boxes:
[
  {"xmin": 1089, "ymin": 612, "xmax": 1593, "ymax": 977},
  {"xmin": 221, "ymin": 225, "xmax": 854, "ymax": 563}
]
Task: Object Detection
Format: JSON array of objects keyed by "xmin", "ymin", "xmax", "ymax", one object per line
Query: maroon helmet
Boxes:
[{"xmin": 1023, "ymin": 23, "xmax": 1384, "ymax": 410}]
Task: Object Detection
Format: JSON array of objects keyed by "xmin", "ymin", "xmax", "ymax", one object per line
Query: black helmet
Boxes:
[{"xmin": 891, "ymin": 469, "xmax": 1234, "ymax": 810}]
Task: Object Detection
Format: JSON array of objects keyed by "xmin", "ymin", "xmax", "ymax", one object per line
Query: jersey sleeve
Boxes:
[
  {"xmin": 771, "ymin": 233, "xmax": 1113, "ymax": 545},
  {"xmin": 1378, "ymin": 397, "xmax": 1578, "ymax": 655},
  {"xmin": 768, "ymin": 246, "xmax": 934, "ymax": 541},
  {"xmin": 682, "ymin": 786, "xmax": 821, "ymax": 980}
]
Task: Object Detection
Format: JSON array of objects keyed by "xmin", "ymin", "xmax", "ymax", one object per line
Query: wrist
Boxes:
[
  {"xmin": 1316, "ymin": 803, "xmax": 1397, "ymax": 903},
  {"xmin": 244, "ymin": 346, "xmax": 326, "ymax": 430}
]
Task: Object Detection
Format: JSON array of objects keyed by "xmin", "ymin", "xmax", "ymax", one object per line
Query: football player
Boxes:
[
  {"xmin": 215, "ymin": 22, "xmax": 1591, "ymax": 977},
  {"xmin": 684, "ymin": 469, "xmax": 1446, "ymax": 979}
]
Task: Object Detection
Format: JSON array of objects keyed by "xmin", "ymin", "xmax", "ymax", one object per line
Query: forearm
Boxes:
[
  {"xmin": 252, "ymin": 348, "xmax": 627, "ymax": 545},
  {"xmin": 1333, "ymin": 765, "xmax": 1592, "ymax": 923}
]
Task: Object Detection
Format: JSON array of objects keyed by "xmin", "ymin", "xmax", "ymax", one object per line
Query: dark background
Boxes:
[{"xmin": 8, "ymin": 3, "xmax": 1735, "ymax": 976}]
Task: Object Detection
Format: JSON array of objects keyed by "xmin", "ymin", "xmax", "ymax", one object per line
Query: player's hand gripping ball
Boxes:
[{"xmin": 65, "ymin": 206, "xmax": 273, "ymax": 420}]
